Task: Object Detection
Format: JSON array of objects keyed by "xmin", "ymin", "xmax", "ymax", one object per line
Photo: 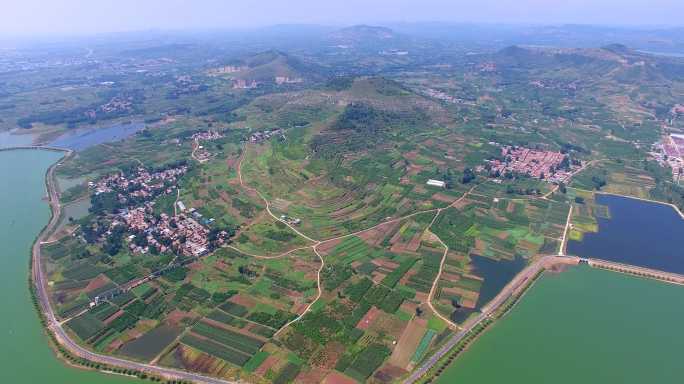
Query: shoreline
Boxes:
[
  {"xmin": 594, "ymin": 191, "xmax": 684, "ymax": 220},
  {"xmin": 9, "ymin": 144, "xmax": 684, "ymax": 384},
  {"xmin": 9, "ymin": 146, "xmax": 238, "ymax": 384},
  {"xmin": 408, "ymin": 254, "xmax": 684, "ymax": 384},
  {"xmin": 418, "ymin": 268, "xmax": 547, "ymax": 384},
  {"xmin": 407, "ymin": 191, "xmax": 684, "ymax": 383}
]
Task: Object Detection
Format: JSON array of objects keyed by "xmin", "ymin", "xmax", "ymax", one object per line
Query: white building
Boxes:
[{"xmin": 427, "ymin": 179, "xmax": 446, "ymax": 188}]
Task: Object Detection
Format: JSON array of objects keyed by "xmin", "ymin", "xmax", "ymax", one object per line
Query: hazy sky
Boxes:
[{"xmin": 3, "ymin": 0, "xmax": 683, "ymax": 36}]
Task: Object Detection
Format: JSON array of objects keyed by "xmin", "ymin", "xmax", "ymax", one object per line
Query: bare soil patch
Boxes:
[
  {"xmin": 357, "ymin": 306, "xmax": 382, "ymax": 330},
  {"xmin": 311, "ymin": 341, "xmax": 346, "ymax": 370},
  {"xmin": 317, "ymin": 238, "xmax": 342, "ymax": 254},
  {"xmin": 166, "ymin": 309, "xmax": 194, "ymax": 327},
  {"xmin": 296, "ymin": 367, "xmax": 328, "ymax": 384},
  {"xmin": 389, "ymin": 318, "xmax": 426, "ymax": 368},
  {"xmin": 103, "ymin": 309, "xmax": 124, "ymax": 325},
  {"xmin": 254, "ymin": 355, "xmax": 280, "ymax": 377},
  {"xmin": 372, "ymin": 259, "xmax": 400, "ymax": 270},
  {"xmin": 431, "ymin": 193, "xmax": 454, "ymax": 203},
  {"xmin": 229, "ymin": 294, "xmax": 257, "ymax": 308},
  {"xmin": 323, "ymin": 371, "xmax": 358, "ymax": 384},
  {"xmin": 374, "ymin": 363, "xmax": 408, "ymax": 383},
  {"xmin": 84, "ymin": 274, "xmax": 112, "ymax": 292}
]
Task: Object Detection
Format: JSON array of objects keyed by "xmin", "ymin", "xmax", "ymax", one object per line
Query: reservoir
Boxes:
[
  {"xmin": 0, "ymin": 149, "xmax": 132, "ymax": 383},
  {"xmin": 436, "ymin": 265, "xmax": 684, "ymax": 383},
  {"xmin": 49, "ymin": 121, "xmax": 145, "ymax": 151},
  {"xmin": 451, "ymin": 255, "xmax": 526, "ymax": 323},
  {"xmin": 568, "ymin": 194, "xmax": 684, "ymax": 274},
  {"xmin": 0, "ymin": 129, "xmax": 35, "ymax": 148}
]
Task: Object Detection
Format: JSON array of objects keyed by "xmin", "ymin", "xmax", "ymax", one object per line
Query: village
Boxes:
[
  {"xmin": 477, "ymin": 144, "xmax": 580, "ymax": 184},
  {"xmin": 651, "ymin": 133, "xmax": 684, "ymax": 183},
  {"xmin": 88, "ymin": 163, "xmax": 231, "ymax": 258},
  {"xmin": 91, "ymin": 164, "xmax": 188, "ymax": 198},
  {"xmin": 247, "ymin": 128, "xmax": 284, "ymax": 143},
  {"xmin": 190, "ymin": 130, "xmax": 224, "ymax": 163},
  {"xmin": 120, "ymin": 205, "xmax": 230, "ymax": 257}
]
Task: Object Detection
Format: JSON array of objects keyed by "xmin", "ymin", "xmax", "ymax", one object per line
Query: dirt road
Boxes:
[{"xmin": 29, "ymin": 147, "xmax": 238, "ymax": 383}]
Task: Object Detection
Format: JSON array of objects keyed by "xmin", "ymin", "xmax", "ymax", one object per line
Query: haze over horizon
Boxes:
[{"xmin": 3, "ymin": 0, "xmax": 684, "ymax": 37}]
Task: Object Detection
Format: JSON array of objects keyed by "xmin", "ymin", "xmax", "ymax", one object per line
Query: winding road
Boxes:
[
  {"xmin": 27, "ymin": 142, "xmax": 681, "ymax": 384},
  {"xmin": 30, "ymin": 147, "xmax": 237, "ymax": 384},
  {"xmin": 403, "ymin": 255, "xmax": 581, "ymax": 384}
]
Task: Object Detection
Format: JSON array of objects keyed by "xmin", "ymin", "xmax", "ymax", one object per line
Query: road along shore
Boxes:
[{"xmin": 20, "ymin": 146, "xmax": 238, "ymax": 384}]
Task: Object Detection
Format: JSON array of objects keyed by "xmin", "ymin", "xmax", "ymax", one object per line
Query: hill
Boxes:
[
  {"xmin": 210, "ymin": 50, "xmax": 320, "ymax": 85},
  {"xmin": 491, "ymin": 44, "xmax": 684, "ymax": 83},
  {"xmin": 326, "ymin": 25, "xmax": 397, "ymax": 45}
]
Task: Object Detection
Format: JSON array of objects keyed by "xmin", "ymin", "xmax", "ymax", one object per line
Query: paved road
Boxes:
[
  {"xmin": 558, "ymin": 205, "xmax": 574, "ymax": 256},
  {"xmin": 403, "ymin": 255, "xmax": 580, "ymax": 384},
  {"xmin": 423, "ymin": 184, "xmax": 481, "ymax": 330},
  {"xmin": 588, "ymin": 258, "xmax": 684, "ymax": 285},
  {"xmin": 30, "ymin": 144, "xmax": 671, "ymax": 384},
  {"xmin": 29, "ymin": 148, "xmax": 237, "ymax": 384}
]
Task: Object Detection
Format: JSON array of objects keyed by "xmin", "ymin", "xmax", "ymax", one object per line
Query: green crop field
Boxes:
[
  {"xmin": 20, "ymin": 22, "xmax": 684, "ymax": 384},
  {"xmin": 191, "ymin": 322, "xmax": 264, "ymax": 355},
  {"xmin": 181, "ymin": 334, "xmax": 252, "ymax": 367},
  {"xmin": 66, "ymin": 313, "xmax": 105, "ymax": 341}
]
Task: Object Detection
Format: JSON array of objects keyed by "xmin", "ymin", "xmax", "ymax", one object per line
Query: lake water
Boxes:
[
  {"xmin": 568, "ymin": 194, "xmax": 684, "ymax": 274},
  {"xmin": 0, "ymin": 129, "xmax": 35, "ymax": 148},
  {"xmin": 437, "ymin": 265, "xmax": 684, "ymax": 384},
  {"xmin": 49, "ymin": 122, "xmax": 145, "ymax": 151},
  {"xmin": 451, "ymin": 255, "xmax": 526, "ymax": 323},
  {"xmin": 57, "ymin": 175, "xmax": 87, "ymax": 193},
  {"xmin": 56, "ymin": 198, "xmax": 92, "ymax": 232},
  {"xmin": 637, "ymin": 50, "xmax": 684, "ymax": 58},
  {"xmin": 0, "ymin": 149, "xmax": 132, "ymax": 383}
]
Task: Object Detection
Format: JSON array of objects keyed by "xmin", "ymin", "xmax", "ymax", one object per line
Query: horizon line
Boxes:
[{"xmin": 2, "ymin": 21, "xmax": 684, "ymax": 42}]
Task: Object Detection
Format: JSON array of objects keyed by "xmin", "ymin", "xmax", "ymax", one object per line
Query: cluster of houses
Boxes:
[
  {"xmin": 169, "ymin": 75, "xmax": 208, "ymax": 97},
  {"xmin": 233, "ymin": 79, "xmax": 259, "ymax": 89},
  {"xmin": 89, "ymin": 164, "xmax": 231, "ymax": 257},
  {"xmin": 248, "ymin": 128, "xmax": 284, "ymax": 143},
  {"xmin": 91, "ymin": 165, "xmax": 188, "ymax": 200},
  {"xmin": 98, "ymin": 96, "xmax": 134, "ymax": 114},
  {"xmin": 423, "ymin": 88, "xmax": 459, "ymax": 104},
  {"xmin": 233, "ymin": 77, "xmax": 303, "ymax": 89},
  {"xmin": 80, "ymin": 96, "xmax": 134, "ymax": 119},
  {"xmin": 120, "ymin": 205, "xmax": 228, "ymax": 257},
  {"xmin": 279, "ymin": 214, "xmax": 301, "ymax": 225},
  {"xmin": 191, "ymin": 130, "xmax": 223, "ymax": 141},
  {"xmin": 652, "ymin": 134, "xmax": 684, "ymax": 183},
  {"xmin": 477, "ymin": 62, "xmax": 497, "ymax": 72},
  {"xmin": 477, "ymin": 145, "xmax": 578, "ymax": 183},
  {"xmin": 207, "ymin": 65, "xmax": 248, "ymax": 75},
  {"xmin": 191, "ymin": 130, "xmax": 224, "ymax": 163},
  {"xmin": 274, "ymin": 76, "xmax": 303, "ymax": 85},
  {"xmin": 420, "ymin": 87, "xmax": 475, "ymax": 106}
]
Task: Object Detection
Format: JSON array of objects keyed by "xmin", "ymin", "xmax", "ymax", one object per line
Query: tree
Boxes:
[
  {"xmin": 558, "ymin": 182, "xmax": 567, "ymax": 194},
  {"xmin": 462, "ymin": 168, "xmax": 476, "ymax": 184},
  {"xmin": 591, "ymin": 175, "xmax": 607, "ymax": 190},
  {"xmin": 443, "ymin": 169, "xmax": 455, "ymax": 189}
]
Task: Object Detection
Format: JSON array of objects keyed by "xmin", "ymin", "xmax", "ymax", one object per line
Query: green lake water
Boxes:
[
  {"xmin": 0, "ymin": 149, "xmax": 132, "ymax": 383},
  {"xmin": 436, "ymin": 265, "xmax": 684, "ymax": 384}
]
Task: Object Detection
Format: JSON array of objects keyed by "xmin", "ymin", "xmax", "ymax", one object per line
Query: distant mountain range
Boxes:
[
  {"xmin": 491, "ymin": 44, "xmax": 684, "ymax": 83},
  {"xmin": 326, "ymin": 25, "xmax": 397, "ymax": 45}
]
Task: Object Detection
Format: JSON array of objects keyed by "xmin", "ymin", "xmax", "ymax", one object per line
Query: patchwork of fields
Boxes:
[{"xmin": 37, "ymin": 56, "xmax": 677, "ymax": 384}]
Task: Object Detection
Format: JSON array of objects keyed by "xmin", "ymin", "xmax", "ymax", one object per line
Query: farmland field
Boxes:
[
  {"xmin": 12, "ymin": 20, "xmax": 684, "ymax": 384},
  {"xmin": 119, "ymin": 325, "xmax": 182, "ymax": 361}
]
